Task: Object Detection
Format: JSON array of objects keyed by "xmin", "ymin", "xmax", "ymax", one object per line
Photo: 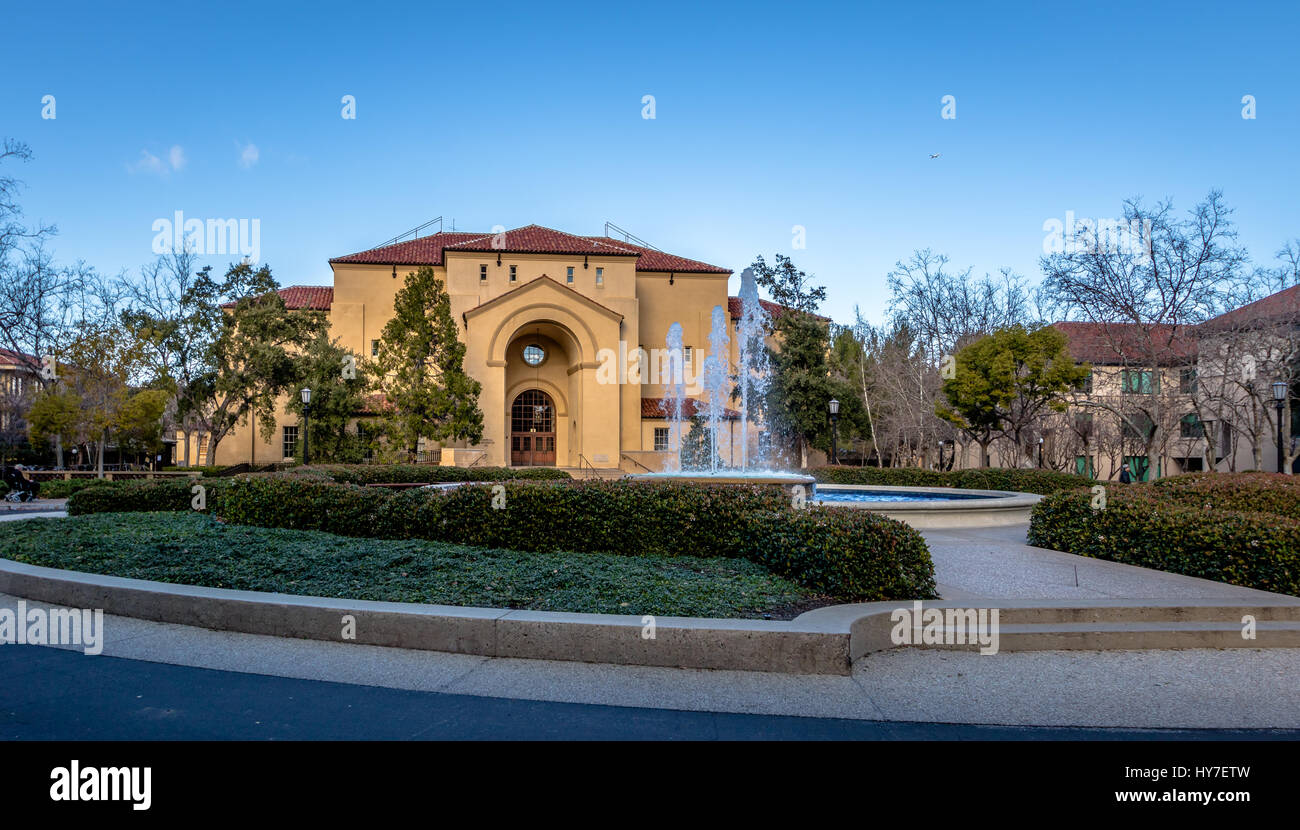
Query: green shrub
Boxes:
[
  {"xmin": 67, "ymin": 478, "xmax": 231, "ymax": 516},
  {"xmin": 290, "ymin": 464, "xmax": 571, "ymax": 485},
  {"xmin": 1148, "ymin": 472, "xmax": 1300, "ymax": 520},
  {"xmin": 216, "ymin": 476, "xmax": 937, "ymax": 601},
  {"xmin": 31, "ymin": 478, "xmax": 105, "ymax": 500},
  {"xmin": 742, "ymin": 507, "xmax": 937, "ymax": 600},
  {"xmin": 1028, "ymin": 488, "xmax": 1300, "ymax": 596},
  {"xmin": 812, "ymin": 466, "xmax": 1091, "ymax": 495}
]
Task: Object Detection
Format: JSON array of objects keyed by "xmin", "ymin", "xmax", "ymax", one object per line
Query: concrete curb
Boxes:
[
  {"xmin": 0, "ymin": 558, "xmax": 855, "ymax": 674},
  {"xmin": 3, "ymin": 558, "xmax": 1298, "ymax": 675}
]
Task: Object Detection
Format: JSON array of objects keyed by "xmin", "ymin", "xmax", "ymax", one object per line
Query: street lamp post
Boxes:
[
  {"xmin": 1037, "ymin": 436, "xmax": 1044, "ymax": 469},
  {"xmin": 828, "ymin": 398, "xmax": 840, "ymax": 465},
  {"xmin": 1273, "ymin": 380, "xmax": 1288, "ymax": 474},
  {"xmin": 300, "ymin": 388, "xmax": 312, "ymax": 465}
]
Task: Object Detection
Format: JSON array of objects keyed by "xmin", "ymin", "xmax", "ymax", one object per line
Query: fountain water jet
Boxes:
[{"xmin": 701, "ymin": 305, "xmax": 731, "ymax": 474}]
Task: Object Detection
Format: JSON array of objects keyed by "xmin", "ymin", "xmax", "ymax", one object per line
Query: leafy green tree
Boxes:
[
  {"xmin": 285, "ymin": 331, "xmax": 369, "ymax": 463},
  {"xmin": 193, "ymin": 262, "xmax": 327, "ymax": 466},
  {"xmin": 26, "ymin": 388, "xmax": 81, "ymax": 454},
  {"xmin": 115, "ymin": 388, "xmax": 170, "ymax": 459},
  {"xmin": 936, "ymin": 325, "xmax": 1090, "ymax": 467},
  {"xmin": 370, "ymin": 266, "xmax": 482, "ymax": 459},
  {"xmin": 679, "ymin": 412, "xmax": 722, "ymax": 470},
  {"xmin": 750, "ymin": 254, "xmax": 860, "ymax": 466}
]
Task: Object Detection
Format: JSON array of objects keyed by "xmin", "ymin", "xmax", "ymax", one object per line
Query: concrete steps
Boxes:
[
  {"xmin": 908, "ymin": 620, "xmax": 1300, "ymax": 652},
  {"xmin": 865, "ymin": 600, "xmax": 1300, "ymax": 653}
]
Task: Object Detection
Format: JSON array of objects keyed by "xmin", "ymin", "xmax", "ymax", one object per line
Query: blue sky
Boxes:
[{"xmin": 2, "ymin": 0, "xmax": 1296, "ymax": 325}]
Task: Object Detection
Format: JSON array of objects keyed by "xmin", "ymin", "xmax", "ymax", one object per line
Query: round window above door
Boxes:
[{"xmin": 522, "ymin": 344, "xmax": 546, "ymax": 366}]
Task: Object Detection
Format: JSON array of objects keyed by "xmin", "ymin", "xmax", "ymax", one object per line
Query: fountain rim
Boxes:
[{"xmin": 813, "ymin": 483, "xmax": 1040, "ymax": 511}]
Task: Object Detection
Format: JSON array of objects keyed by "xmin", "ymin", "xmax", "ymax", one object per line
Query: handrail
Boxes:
[
  {"xmin": 620, "ymin": 453, "xmax": 654, "ymax": 474},
  {"xmin": 468, "ymin": 452, "xmax": 488, "ymax": 468},
  {"xmin": 577, "ymin": 454, "xmax": 597, "ymax": 479}
]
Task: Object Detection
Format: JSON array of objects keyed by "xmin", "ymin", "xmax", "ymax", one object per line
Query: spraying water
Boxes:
[
  {"xmin": 701, "ymin": 305, "xmax": 731, "ymax": 474},
  {"xmin": 735, "ymin": 267, "xmax": 773, "ymax": 471},
  {"xmin": 664, "ymin": 322, "xmax": 686, "ymax": 471}
]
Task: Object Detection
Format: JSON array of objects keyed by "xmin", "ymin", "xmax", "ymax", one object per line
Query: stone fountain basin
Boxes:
[{"xmin": 813, "ymin": 484, "xmax": 1040, "ymax": 529}]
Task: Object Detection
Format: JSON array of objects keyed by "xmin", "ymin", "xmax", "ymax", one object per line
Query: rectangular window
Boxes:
[
  {"xmin": 1121, "ymin": 369, "xmax": 1156, "ymax": 395},
  {"xmin": 371, "ymin": 339, "xmax": 380, "ymax": 357},
  {"xmin": 1074, "ymin": 455, "xmax": 1096, "ymax": 478},
  {"xmin": 510, "ymin": 265, "xmax": 517, "ymax": 282},
  {"xmin": 595, "ymin": 267, "xmax": 604, "ymax": 286},
  {"xmin": 1180, "ymin": 414, "xmax": 1204, "ymax": 439},
  {"xmin": 1075, "ymin": 371, "xmax": 1093, "ymax": 394},
  {"xmin": 283, "ymin": 425, "xmax": 299, "ymax": 460},
  {"xmin": 1180, "ymin": 368, "xmax": 1197, "ymax": 394},
  {"xmin": 480, "ymin": 264, "xmax": 488, "ymax": 281},
  {"xmin": 566, "ymin": 266, "xmax": 574, "ymax": 283},
  {"xmin": 683, "ymin": 346, "xmax": 693, "ymax": 365},
  {"xmin": 654, "ymin": 428, "xmax": 670, "ymax": 452}
]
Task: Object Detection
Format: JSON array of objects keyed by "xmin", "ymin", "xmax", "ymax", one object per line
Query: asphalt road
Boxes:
[{"xmin": 4, "ymin": 646, "xmax": 1297, "ymax": 740}]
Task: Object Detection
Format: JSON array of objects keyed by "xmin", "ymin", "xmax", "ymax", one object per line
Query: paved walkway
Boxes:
[
  {"xmin": 4, "ymin": 590, "xmax": 1298, "ymax": 731},
  {"xmin": 926, "ymin": 523, "xmax": 1289, "ymax": 601},
  {"xmin": 6, "ymin": 645, "xmax": 1294, "ymax": 740},
  {"xmin": 3, "ymin": 516, "xmax": 1298, "ymax": 732}
]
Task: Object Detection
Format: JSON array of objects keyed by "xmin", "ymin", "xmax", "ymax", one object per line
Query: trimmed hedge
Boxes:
[
  {"xmin": 813, "ymin": 466, "xmax": 1092, "ymax": 495},
  {"xmin": 1028, "ymin": 487, "xmax": 1300, "ymax": 596},
  {"xmin": 30, "ymin": 478, "xmax": 103, "ymax": 500},
  {"xmin": 1149, "ymin": 472, "xmax": 1300, "ymax": 520},
  {"xmin": 67, "ymin": 478, "xmax": 232, "ymax": 516},
  {"xmin": 213, "ymin": 477, "xmax": 937, "ymax": 601},
  {"xmin": 289, "ymin": 464, "xmax": 572, "ymax": 485}
]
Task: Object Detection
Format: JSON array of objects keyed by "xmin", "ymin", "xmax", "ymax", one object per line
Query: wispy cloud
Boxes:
[
  {"xmin": 236, "ymin": 141, "xmax": 259, "ymax": 169},
  {"xmin": 128, "ymin": 144, "xmax": 185, "ymax": 176}
]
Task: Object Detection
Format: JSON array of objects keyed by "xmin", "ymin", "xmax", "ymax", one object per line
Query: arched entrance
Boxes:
[{"xmin": 510, "ymin": 389, "xmax": 556, "ymax": 466}]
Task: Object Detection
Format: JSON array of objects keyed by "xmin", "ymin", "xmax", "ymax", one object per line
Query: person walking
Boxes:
[{"xmin": 1118, "ymin": 463, "xmax": 1133, "ymax": 484}]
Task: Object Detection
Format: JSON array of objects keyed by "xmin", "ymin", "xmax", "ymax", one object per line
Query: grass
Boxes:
[{"xmin": 0, "ymin": 512, "xmax": 830, "ymax": 619}]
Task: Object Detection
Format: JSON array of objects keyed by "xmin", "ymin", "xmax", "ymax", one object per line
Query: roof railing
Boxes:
[
  {"xmin": 603, "ymin": 221, "xmax": 661, "ymax": 251},
  {"xmin": 375, "ymin": 216, "xmax": 443, "ymax": 249}
]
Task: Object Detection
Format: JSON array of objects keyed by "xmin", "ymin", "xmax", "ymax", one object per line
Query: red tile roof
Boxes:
[
  {"xmin": 330, "ymin": 231, "xmax": 488, "ymax": 266},
  {"xmin": 1203, "ymin": 284, "xmax": 1300, "ymax": 331},
  {"xmin": 447, "ymin": 225, "xmax": 638, "ymax": 257},
  {"xmin": 330, "ymin": 225, "xmax": 731, "ymax": 273},
  {"xmin": 0, "ymin": 348, "xmax": 40, "ymax": 372},
  {"xmin": 584, "ymin": 235, "xmax": 731, "ymax": 274},
  {"xmin": 1052, "ymin": 321, "xmax": 1197, "ymax": 366},
  {"xmin": 641, "ymin": 397, "xmax": 740, "ymax": 419},
  {"xmin": 221, "ymin": 286, "xmax": 333, "ymax": 311}
]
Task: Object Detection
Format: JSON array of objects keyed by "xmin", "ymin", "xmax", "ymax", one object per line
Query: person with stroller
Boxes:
[{"xmin": 2, "ymin": 464, "xmax": 41, "ymax": 502}]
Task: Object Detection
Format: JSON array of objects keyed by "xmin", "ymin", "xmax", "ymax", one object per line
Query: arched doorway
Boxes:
[{"xmin": 511, "ymin": 389, "xmax": 556, "ymax": 466}]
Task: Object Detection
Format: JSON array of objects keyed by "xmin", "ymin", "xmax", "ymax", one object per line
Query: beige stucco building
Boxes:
[{"xmin": 185, "ymin": 224, "xmax": 766, "ymax": 472}]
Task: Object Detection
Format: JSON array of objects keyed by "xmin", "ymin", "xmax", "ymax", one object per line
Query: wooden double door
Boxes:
[{"xmin": 510, "ymin": 389, "xmax": 556, "ymax": 466}]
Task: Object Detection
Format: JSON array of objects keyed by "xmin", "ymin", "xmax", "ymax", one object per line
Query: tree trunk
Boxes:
[{"xmin": 96, "ymin": 431, "xmax": 106, "ymax": 478}]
